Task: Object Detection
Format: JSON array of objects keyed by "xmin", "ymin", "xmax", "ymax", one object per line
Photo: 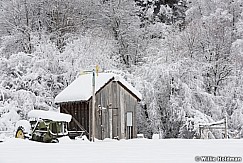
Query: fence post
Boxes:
[{"xmin": 225, "ymin": 116, "xmax": 228, "ymax": 139}]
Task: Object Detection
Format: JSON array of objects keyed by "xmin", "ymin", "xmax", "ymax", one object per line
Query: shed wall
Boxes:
[{"xmin": 60, "ymin": 102, "xmax": 90, "ymax": 135}]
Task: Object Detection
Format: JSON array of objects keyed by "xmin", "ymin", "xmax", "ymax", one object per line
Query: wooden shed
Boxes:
[{"xmin": 54, "ymin": 73, "xmax": 142, "ymax": 140}]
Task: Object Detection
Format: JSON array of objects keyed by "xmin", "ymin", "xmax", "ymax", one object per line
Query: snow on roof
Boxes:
[
  {"xmin": 28, "ymin": 110, "xmax": 72, "ymax": 122},
  {"xmin": 54, "ymin": 73, "xmax": 142, "ymax": 103},
  {"xmin": 199, "ymin": 119, "xmax": 225, "ymax": 126},
  {"xmin": 113, "ymin": 75, "xmax": 142, "ymax": 100}
]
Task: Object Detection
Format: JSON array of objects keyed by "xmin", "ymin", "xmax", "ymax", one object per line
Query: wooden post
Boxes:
[
  {"xmin": 109, "ymin": 105, "xmax": 113, "ymax": 139},
  {"xmin": 92, "ymin": 69, "xmax": 96, "ymax": 142},
  {"xmin": 225, "ymin": 116, "xmax": 228, "ymax": 139},
  {"xmin": 0, "ymin": 90, "xmax": 4, "ymax": 103},
  {"xmin": 199, "ymin": 125, "xmax": 201, "ymax": 139}
]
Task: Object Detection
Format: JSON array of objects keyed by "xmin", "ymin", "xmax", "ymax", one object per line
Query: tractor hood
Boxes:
[{"xmin": 28, "ymin": 110, "xmax": 72, "ymax": 122}]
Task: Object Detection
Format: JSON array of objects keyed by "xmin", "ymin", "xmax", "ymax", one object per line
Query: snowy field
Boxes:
[{"xmin": 0, "ymin": 137, "xmax": 243, "ymax": 163}]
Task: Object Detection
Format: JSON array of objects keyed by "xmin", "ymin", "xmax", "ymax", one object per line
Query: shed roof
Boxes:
[{"xmin": 54, "ymin": 73, "xmax": 142, "ymax": 103}]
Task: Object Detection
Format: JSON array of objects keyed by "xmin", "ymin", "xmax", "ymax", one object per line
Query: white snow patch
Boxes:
[
  {"xmin": 58, "ymin": 136, "xmax": 73, "ymax": 143},
  {"xmin": 28, "ymin": 110, "xmax": 72, "ymax": 122},
  {"xmin": 75, "ymin": 135, "xmax": 89, "ymax": 142},
  {"xmin": 0, "ymin": 133, "xmax": 5, "ymax": 142},
  {"xmin": 152, "ymin": 134, "xmax": 160, "ymax": 140},
  {"xmin": 15, "ymin": 120, "xmax": 31, "ymax": 133},
  {"xmin": 0, "ymin": 138, "xmax": 243, "ymax": 163}
]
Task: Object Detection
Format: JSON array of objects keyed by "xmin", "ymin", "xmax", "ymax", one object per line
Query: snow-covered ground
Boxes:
[{"xmin": 0, "ymin": 137, "xmax": 243, "ymax": 163}]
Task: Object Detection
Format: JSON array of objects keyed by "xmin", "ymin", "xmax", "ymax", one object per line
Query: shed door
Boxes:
[{"xmin": 112, "ymin": 108, "xmax": 119, "ymax": 139}]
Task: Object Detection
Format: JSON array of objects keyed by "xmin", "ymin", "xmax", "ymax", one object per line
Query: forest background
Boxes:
[{"xmin": 0, "ymin": 0, "xmax": 243, "ymax": 139}]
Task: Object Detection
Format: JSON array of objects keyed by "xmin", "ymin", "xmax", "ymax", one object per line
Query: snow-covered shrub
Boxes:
[{"xmin": 0, "ymin": 102, "xmax": 20, "ymax": 131}]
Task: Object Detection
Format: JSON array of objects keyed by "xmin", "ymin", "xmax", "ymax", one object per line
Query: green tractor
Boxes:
[{"xmin": 15, "ymin": 110, "xmax": 72, "ymax": 143}]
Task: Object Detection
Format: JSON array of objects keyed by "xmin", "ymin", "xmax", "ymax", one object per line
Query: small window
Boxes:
[{"xmin": 127, "ymin": 112, "xmax": 133, "ymax": 127}]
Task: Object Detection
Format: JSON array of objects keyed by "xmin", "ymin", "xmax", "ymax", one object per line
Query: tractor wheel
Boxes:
[
  {"xmin": 51, "ymin": 138, "xmax": 59, "ymax": 143},
  {"xmin": 15, "ymin": 127, "xmax": 25, "ymax": 139},
  {"xmin": 15, "ymin": 120, "xmax": 31, "ymax": 139}
]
